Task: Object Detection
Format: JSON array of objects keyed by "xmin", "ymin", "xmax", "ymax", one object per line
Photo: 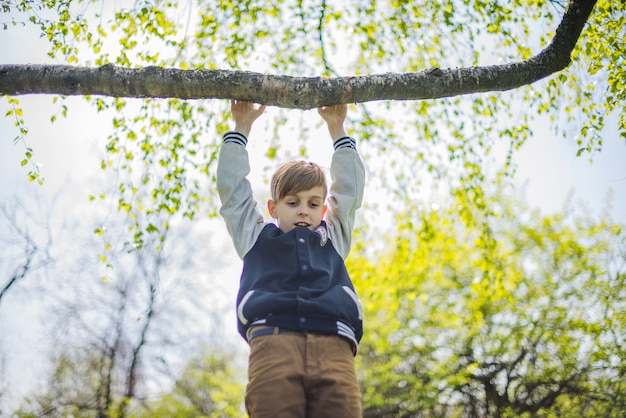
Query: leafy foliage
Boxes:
[
  {"xmin": 2, "ymin": 191, "xmax": 230, "ymax": 418},
  {"xmin": 350, "ymin": 193, "xmax": 626, "ymax": 417},
  {"xmin": 15, "ymin": 349, "xmax": 245, "ymax": 418},
  {"xmin": 16, "ymin": 348, "xmax": 123, "ymax": 418},
  {"xmin": 132, "ymin": 350, "xmax": 245, "ymax": 418},
  {"xmin": 2, "ymin": 0, "xmax": 624, "ymax": 251},
  {"xmin": 4, "ymin": 183, "xmax": 624, "ymax": 416}
]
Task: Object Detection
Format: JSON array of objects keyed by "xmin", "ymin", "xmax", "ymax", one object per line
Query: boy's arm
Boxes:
[
  {"xmin": 326, "ymin": 141, "xmax": 365, "ymax": 260},
  {"xmin": 319, "ymin": 105, "xmax": 365, "ymax": 260},
  {"xmin": 216, "ymin": 101, "xmax": 267, "ymax": 259}
]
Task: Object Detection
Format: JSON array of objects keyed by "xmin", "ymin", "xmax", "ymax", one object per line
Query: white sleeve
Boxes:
[
  {"xmin": 325, "ymin": 145, "xmax": 365, "ymax": 260},
  {"xmin": 216, "ymin": 136, "xmax": 267, "ymax": 259}
]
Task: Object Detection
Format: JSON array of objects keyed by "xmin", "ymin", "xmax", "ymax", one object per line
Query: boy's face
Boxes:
[{"xmin": 268, "ymin": 186, "xmax": 327, "ymax": 233}]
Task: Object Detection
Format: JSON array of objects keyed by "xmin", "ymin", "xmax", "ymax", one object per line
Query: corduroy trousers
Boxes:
[{"xmin": 245, "ymin": 326, "xmax": 362, "ymax": 418}]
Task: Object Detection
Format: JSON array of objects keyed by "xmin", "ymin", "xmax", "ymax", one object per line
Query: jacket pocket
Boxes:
[
  {"xmin": 342, "ymin": 286, "xmax": 364, "ymax": 320},
  {"xmin": 237, "ymin": 290, "xmax": 255, "ymax": 325}
]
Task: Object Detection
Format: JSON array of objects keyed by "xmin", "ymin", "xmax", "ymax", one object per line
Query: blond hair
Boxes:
[{"xmin": 271, "ymin": 161, "xmax": 327, "ymax": 202}]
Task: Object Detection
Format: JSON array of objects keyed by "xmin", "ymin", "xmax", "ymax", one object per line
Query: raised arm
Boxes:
[
  {"xmin": 318, "ymin": 104, "xmax": 365, "ymax": 259},
  {"xmin": 217, "ymin": 101, "xmax": 267, "ymax": 259}
]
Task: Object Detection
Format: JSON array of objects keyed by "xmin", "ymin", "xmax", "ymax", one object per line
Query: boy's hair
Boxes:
[{"xmin": 271, "ymin": 161, "xmax": 328, "ymax": 202}]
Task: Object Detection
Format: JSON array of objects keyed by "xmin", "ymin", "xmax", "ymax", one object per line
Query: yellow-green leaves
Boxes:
[
  {"xmin": 133, "ymin": 350, "xmax": 245, "ymax": 417},
  {"xmin": 351, "ymin": 193, "xmax": 626, "ymax": 416},
  {"xmin": 5, "ymin": 96, "xmax": 43, "ymax": 185},
  {"xmin": 559, "ymin": 0, "xmax": 626, "ymax": 151},
  {"xmin": 3, "ymin": 0, "xmax": 623, "ymax": 271},
  {"xmin": 93, "ymin": 96, "xmax": 218, "ymax": 253}
]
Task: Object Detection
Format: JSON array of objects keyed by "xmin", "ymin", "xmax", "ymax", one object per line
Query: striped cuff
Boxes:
[
  {"xmin": 333, "ymin": 136, "xmax": 356, "ymax": 151},
  {"xmin": 223, "ymin": 131, "xmax": 248, "ymax": 147}
]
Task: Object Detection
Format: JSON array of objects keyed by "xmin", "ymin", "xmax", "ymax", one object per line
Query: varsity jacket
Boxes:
[{"xmin": 216, "ymin": 131, "xmax": 365, "ymax": 353}]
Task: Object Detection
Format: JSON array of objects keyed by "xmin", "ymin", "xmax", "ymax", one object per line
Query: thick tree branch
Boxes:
[{"xmin": 0, "ymin": 0, "xmax": 596, "ymax": 109}]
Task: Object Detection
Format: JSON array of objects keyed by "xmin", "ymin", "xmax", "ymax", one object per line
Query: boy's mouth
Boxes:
[{"xmin": 295, "ymin": 222, "xmax": 310, "ymax": 228}]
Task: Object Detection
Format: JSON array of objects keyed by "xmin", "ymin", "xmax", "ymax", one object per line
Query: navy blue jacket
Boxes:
[{"xmin": 237, "ymin": 222, "xmax": 363, "ymax": 348}]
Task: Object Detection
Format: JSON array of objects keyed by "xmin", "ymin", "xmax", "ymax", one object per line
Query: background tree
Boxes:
[
  {"xmin": 350, "ymin": 194, "xmax": 626, "ymax": 417},
  {"xmin": 133, "ymin": 349, "xmax": 245, "ymax": 418},
  {"xmin": 1, "ymin": 190, "xmax": 239, "ymax": 417},
  {"xmin": 0, "ymin": 193, "xmax": 56, "ymax": 413},
  {"xmin": 0, "ymin": 195, "xmax": 55, "ymax": 305},
  {"xmin": 13, "ymin": 190, "xmax": 623, "ymax": 418}
]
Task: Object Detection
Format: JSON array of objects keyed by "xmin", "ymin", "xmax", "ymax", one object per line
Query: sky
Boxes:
[
  {"xmin": 515, "ymin": 114, "xmax": 625, "ymax": 221},
  {"xmin": 1, "ymin": 6, "xmax": 626, "ymax": 413}
]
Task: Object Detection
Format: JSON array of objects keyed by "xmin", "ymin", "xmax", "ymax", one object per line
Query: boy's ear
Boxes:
[
  {"xmin": 322, "ymin": 204, "xmax": 327, "ymax": 218},
  {"xmin": 268, "ymin": 200, "xmax": 278, "ymax": 219}
]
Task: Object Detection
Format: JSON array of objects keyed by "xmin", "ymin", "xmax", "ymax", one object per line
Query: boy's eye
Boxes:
[{"xmin": 287, "ymin": 201, "xmax": 298, "ymax": 206}]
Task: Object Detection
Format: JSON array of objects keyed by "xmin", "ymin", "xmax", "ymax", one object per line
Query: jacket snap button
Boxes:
[
  {"xmin": 302, "ymin": 265, "xmax": 308, "ymax": 271},
  {"xmin": 298, "ymin": 238, "xmax": 305, "ymax": 243}
]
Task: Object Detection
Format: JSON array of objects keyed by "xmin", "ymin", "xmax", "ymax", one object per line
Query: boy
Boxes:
[{"xmin": 216, "ymin": 100, "xmax": 365, "ymax": 417}]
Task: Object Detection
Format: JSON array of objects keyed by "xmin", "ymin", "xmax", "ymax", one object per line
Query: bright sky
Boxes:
[
  {"xmin": 1, "ymin": 9, "xmax": 625, "ymax": 412},
  {"xmin": 515, "ymin": 115, "xmax": 625, "ymax": 222}
]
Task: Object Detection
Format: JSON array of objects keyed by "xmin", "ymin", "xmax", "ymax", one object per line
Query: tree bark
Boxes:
[{"xmin": 0, "ymin": 0, "xmax": 596, "ymax": 109}]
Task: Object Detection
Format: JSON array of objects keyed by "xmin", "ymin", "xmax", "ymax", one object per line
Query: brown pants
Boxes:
[{"xmin": 245, "ymin": 327, "xmax": 362, "ymax": 418}]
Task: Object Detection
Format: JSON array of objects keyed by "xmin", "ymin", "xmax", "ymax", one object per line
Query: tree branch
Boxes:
[{"xmin": 0, "ymin": 0, "xmax": 596, "ymax": 109}]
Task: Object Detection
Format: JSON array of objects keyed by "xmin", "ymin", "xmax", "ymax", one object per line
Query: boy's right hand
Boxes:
[
  {"xmin": 318, "ymin": 104, "xmax": 348, "ymax": 141},
  {"xmin": 231, "ymin": 100, "xmax": 266, "ymax": 137}
]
